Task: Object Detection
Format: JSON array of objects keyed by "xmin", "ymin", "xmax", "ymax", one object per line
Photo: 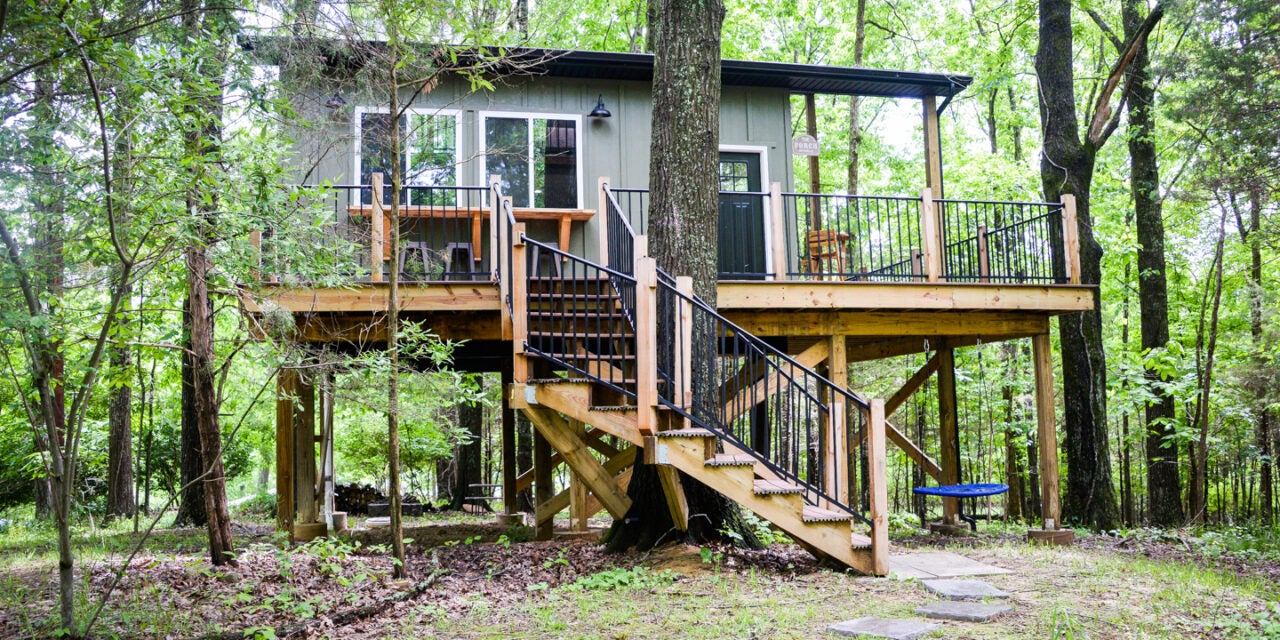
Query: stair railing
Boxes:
[{"xmin": 653, "ymin": 272, "xmax": 874, "ymax": 524}]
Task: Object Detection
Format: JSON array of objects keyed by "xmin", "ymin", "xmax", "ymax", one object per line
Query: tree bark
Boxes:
[
  {"xmin": 1245, "ymin": 190, "xmax": 1271, "ymax": 524},
  {"xmin": 107, "ymin": 309, "xmax": 135, "ymax": 519},
  {"xmin": 1124, "ymin": 0, "xmax": 1182, "ymax": 527},
  {"xmin": 181, "ymin": 0, "xmax": 235, "ymax": 565},
  {"xmin": 174, "ymin": 296, "xmax": 206, "ymax": 528},
  {"xmin": 451, "ymin": 380, "xmax": 484, "ymax": 511},
  {"xmin": 846, "ymin": 0, "xmax": 867, "ymax": 195},
  {"xmin": 1036, "ymin": 0, "xmax": 1123, "ymax": 530},
  {"xmin": 608, "ymin": 0, "xmax": 758, "ymax": 552}
]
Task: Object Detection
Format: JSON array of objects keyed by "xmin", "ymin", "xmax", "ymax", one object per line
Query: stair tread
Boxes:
[
  {"xmin": 705, "ymin": 454, "xmax": 756, "ymax": 467},
  {"xmin": 657, "ymin": 428, "xmax": 716, "ymax": 438},
  {"xmin": 802, "ymin": 505, "xmax": 854, "ymax": 523},
  {"xmin": 753, "ymin": 479, "xmax": 804, "ymax": 495},
  {"xmin": 526, "ymin": 377, "xmax": 592, "ymax": 385},
  {"xmin": 529, "ymin": 331, "xmax": 635, "ymax": 339},
  {"xmin": 539, "ymin": 352, "xmax": 633, "ymax": 361},
  {"xmin": 590, "ymin": 405, "xmax": 637, "ymax": 412},
  {"xmin": 528, "ymin": 311, "xmax": 627, "ymax": 318},
  {"xmin": 850, "ymin": 533, "xmax": 872, "ymax": 550}
]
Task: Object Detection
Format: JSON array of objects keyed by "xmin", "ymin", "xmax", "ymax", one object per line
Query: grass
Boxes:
[{"xmin": 2, "ymin": 512, "xmax": 1279, "ymax": 639}]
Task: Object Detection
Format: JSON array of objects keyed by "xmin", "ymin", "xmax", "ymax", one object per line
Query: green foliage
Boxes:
[{"xmin": 561, "ymin": 566, "xmax": 676, "ymax": 592}]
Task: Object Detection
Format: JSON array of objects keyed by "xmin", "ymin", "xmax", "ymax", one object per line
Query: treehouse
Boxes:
[{"xmin": 242, "ymin": 45, "xmax": 1092, "ymax": 575}]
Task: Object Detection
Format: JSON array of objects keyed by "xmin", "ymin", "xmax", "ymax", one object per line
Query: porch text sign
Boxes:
[{"xmin": 792, "ymin": 134, "xmax": 820, "ymax": 156}]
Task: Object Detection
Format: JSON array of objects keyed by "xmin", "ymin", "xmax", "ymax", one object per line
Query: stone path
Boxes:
[{"xmin": 829, "ymin": 554, "xmax": 1016, "ymax": 637}]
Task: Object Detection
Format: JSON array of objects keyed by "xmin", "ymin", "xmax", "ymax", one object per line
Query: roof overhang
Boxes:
[{"xmin": 241, "ymin": 38, "xmax": 971, "ymax": 102}]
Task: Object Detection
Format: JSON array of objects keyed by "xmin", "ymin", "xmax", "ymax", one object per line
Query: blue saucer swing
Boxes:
[{"xmin": 912, "ymin": 483, "xmax": 1009, "ymax": 531}]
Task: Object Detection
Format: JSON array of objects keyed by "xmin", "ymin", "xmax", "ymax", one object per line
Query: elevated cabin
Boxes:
[{"xmin": 246, "ymin": 45, "xmax": 1093, "ymax": 574}]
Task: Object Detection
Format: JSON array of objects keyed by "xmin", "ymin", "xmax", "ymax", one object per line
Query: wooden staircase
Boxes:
[{"xmin": 510, "ymin": 266, "xmax": 888, "ymax": 575}]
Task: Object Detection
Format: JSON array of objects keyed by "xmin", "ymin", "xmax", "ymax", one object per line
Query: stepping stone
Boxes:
[
  {"xmin": 890, "ymin": 551, "xmax": 1012, "ymax": 580},
  {"xmin": 920, "ymin": 579, "xmax": 1009, "ymax": 600},
  {"xmin": 827, "ymin": 617, "xmax": 939, "ymax": 639},
  {"xmin": 916, "ymin": 600, "xmax": 1013, "ymax": 622}
]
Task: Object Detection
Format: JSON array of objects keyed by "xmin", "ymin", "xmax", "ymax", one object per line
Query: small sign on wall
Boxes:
[{"xmin": 792, "ymin": 134, "xmax": 820, "ymax": 156}]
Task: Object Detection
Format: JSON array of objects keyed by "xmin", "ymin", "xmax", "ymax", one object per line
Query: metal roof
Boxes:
[
  {"xmin": 519, "ymin": 48, "xmax": 972, "ymax": 100},
  {"xmin": 240, "ymin": 38, "xmax": 971, "ymax": 100}
]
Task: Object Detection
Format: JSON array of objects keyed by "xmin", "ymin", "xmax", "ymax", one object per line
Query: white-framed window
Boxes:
[
  {"xmin": 354, "ymin": 107, "xmax": 461, "ymax": 205},
  {"xmin": 480, "ymin": 111, "xmax": 582, "ymax": 209}
]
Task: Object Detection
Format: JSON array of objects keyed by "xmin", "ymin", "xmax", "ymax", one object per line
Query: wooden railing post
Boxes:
[
  {"xmin": 635, "ymin": 256, "xmax": 658, "ymax": 437},
  {"xmin": 370, "ymin": 173, "xmax": 385, "ymax": 283},
  {"xmin": 868, "ymin": 398, "xmax": 889, "ymax": 576},
  {"xmin": 489, "ymin": 174, "xmax": 501, "ymax": 280},
  {"xmin": 769, "ymin": 182, "xmax": 787, "ymax": 280},
  {"xmin": 1032, "ymin": 333, "xmax": 1061, "ymax": 530},
  {"xmin": 498, "ymin": 194, "xmax": 513, "ymax": 340},
  {"xmin": 249, "ymin": 229, "xmax": 262, "ymax": 281},
  {"xmin": 919, "ymin": 188, "xmax": 941, "ymax": 283},
  {"xmin": 977, "ymin": 224, "xmax": 990, "ymax": 283},
  {"xmin": 598, "ymin": 177, "xmax": 610, "ymax": 265},
  {"xmin": 675, "ymin": 276, "xmax": 694, "ymax": 410},
  {"xmin": 634, "ymin": 233, "xmax": 648, "ymax": 261},
  {"xmin": 1060, "ymin": 194, "xmax": 1081, "ymax": 284},
  {"xmin": 511, "ymin": 222, "xmax": 529, "ymax": 383}
]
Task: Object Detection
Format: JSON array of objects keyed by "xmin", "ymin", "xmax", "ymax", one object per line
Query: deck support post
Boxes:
[
  {"xmin": 597, "ymin": 177, "xmax": 610, "ymax": 263},
  {"xmin": 511, "ymin": 220, "xmax": 529, "ymax": 383},
  {"xmin": 635, "ymin": 252, "xmax": 658, "ymax": 438},
  {"xmin": 827, "ymin": 335, "xmax": 849, "ymax": 505},
  {"xmin": 922, "ymin": 96, "xmax": 943, "ymax": 196},
  {"xmin": 320, "ymin": 368, "xmax": 336, "ymax": 528},
  {"xmin": 1061, "ymin": 194, "xmax": 1081, "ymax": 285},
  {"xmin": 1032, "ymin": 333, "xmax": 1062, "ymax": 529},
  {"xmin": 293, "ymin": 370, "xmax": 319, "ymax": 535},
  {"xmin": 567, "ymin": 418, "xmax": 589, "ymax": 532},
  {"xmin": 919, "ymin": 188, "xmax": 942, "ymax": 282},
  {"xmin": 370, "ymin": 173, "xmax": 384, "ymax": 283},
  {"xmin": 937, "ymin": 345, "xmax": 961, "ymax": 525},
  {"xmin": 533, "ymin": 420, "xmax": 554, "ymax": 540},
  {"xmin": 769, "ymin": 182, "xmax": 786, "ymax": 280},
  {"xmin": 868, "ymin": 399, "xmax": 890, "ymax": 576},
  {"xmin": 276, "ymin": 367, "xmax": 298, "ymax": 535},
  {"xmin": 501, "ymin": 366, "xmax": 518, "ymax": 515}
]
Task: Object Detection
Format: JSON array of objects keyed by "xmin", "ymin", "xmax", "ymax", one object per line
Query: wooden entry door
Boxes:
[{"xmin": 718, "ymin": 152, "xmax": 767, "ymax": 279}]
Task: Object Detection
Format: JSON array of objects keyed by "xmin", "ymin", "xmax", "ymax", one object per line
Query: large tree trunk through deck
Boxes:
[
  {"xmin": 606, "ymin": 0, "xmax": 762, "ymax": 553},
  {"xmin": 1036, "ymin": 0, "xmax": 1124, "ymax": 530},
  {"xmin": 1124, "ymin": 0, "xmax": 1182, "ymax": 528}
]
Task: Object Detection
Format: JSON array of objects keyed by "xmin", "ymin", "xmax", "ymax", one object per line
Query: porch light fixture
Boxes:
[
  {"xmin": 588, "ymin": 95, "xmax": 611, "ymax": 118},
  {"xmin": 324, "ymin": 92, "xmax": 347, "ymax": 109}
]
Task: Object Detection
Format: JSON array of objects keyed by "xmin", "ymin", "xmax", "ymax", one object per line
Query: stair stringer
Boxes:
[
  {"xmin": 656, "ymin": 432, "xmax": 877, "ymax": 575},
  {"xmin": 512, "ymin": 377, "xmax": 880, "ymax": 574}
]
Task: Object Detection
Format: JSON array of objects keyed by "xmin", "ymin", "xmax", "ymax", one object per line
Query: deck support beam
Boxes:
[
  {"xmin": 937, "ymin": 346, "xmax": 960, "ymax": 525},
  {"xmin": 1033, "ymin": 333, "xmax": 1062, "ymax": 529},
  {"xmin": 567, "ymin": 418, "xmax": 590, "ymax": 532},
  {"xmin": 526, "ymin": 407, "xmax": 632, "ymax": 519},
  {"xmin": 885, "ymin": 351, "xmax": 941, "ymax": 417},
  {"xmin": 275, "ymin": 368, "xmax": 297, "ymax": 534}
]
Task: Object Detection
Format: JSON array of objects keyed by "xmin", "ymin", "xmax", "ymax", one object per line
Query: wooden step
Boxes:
[
  {"xmin": 528, "ymin": 311, "xmax": 629, "ymax": 320},
  {"xmin": 802, "ymin": 505, "xmax": 853, "ymax": 523},
  {"xmin": 526, "ymin": 377, "xmax": 592, "ymax": 385},
  {"xmin": 656, "ymin": 428, "xmax": 716, "ymax": 439},
  {"xmin": 528, "ymin": 331, "xmax": 635, "ymax": 339},
  {"xmin": 753, "ymin": 479, "xmax": 804, "ymax": 496},
  {"xmin": 539, "ymin": 352, "xmax": 633, "ymax": 362},
  {"xmin": 851, "ymin": 532, "xmax": 872, "ymax": 550},
  {"xmin": 705, "ymin": 453, "xmax": 756, "ymax": 468},
  {"xmin": 590, "ymin": 405, "xmax": 637, "ymax": 413}
]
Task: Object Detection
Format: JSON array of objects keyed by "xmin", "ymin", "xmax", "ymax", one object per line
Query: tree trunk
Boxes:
[
  {"xmin": 846, "ymin": 0, "xmax": 867, "ymax": 195},
  {"xmin": 516, "ymin": 412, "xmax": 534, "ymax": 511},
  {"xmin": 608, "ymin": 0, "xmax": 756, "ymax": 552},
  {"xmin": 1124, "ymin": 0, "xmax": 1182, "ymax": 528},
  {"xmin": 174, "ymin": 296, "xmax": 206, "ymax": 528},
  {"xmin": 451, "ymin": 382, "xmax": 484, "ymax": 511},
  {"xmin": 1242, "ymin": 190, "xmax": 1271, "ymax": 524},
  {"xmin": 385, "ymin": 25, "xmax": 407, "ymax": 578},
  {"xmin": 181, "ymin": 0, "xmax": 235, "ymax": 565},
  {"xmin": 1036, "ymin": 0, "xmax": 1119, "ymax": 530},
  {"xmin": 107, "ymin": 312, "xmax": 136, "ymax": 519},
  {"xmin": 1002, "ymin": 343, "xmax": 1023, "ymax": 520},
  {"xmin": 1189, "ymin": 211, "xmax": 1227, "ymax": 523}
]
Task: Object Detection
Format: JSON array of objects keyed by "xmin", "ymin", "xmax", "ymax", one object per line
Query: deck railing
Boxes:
[
  {"xmin": 783, "ymin": 192, "xmax": 926, "ymax": 281},
  {"xmin": 255, "ymin": 178, "xmax": 491, "ymax": 283},
  {"xmin": 936, "ymin": 198, "xmax": 1068, "ymax": 284},
  {"xmin": 596, "ymin": 183, "xmax": 1080, "ymax": 286}
]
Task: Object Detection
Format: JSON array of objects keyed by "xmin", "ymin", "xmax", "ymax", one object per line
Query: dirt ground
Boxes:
[{"xmin": 2, "ymin": 517, "xmax": 1278, "ymax": 639}]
